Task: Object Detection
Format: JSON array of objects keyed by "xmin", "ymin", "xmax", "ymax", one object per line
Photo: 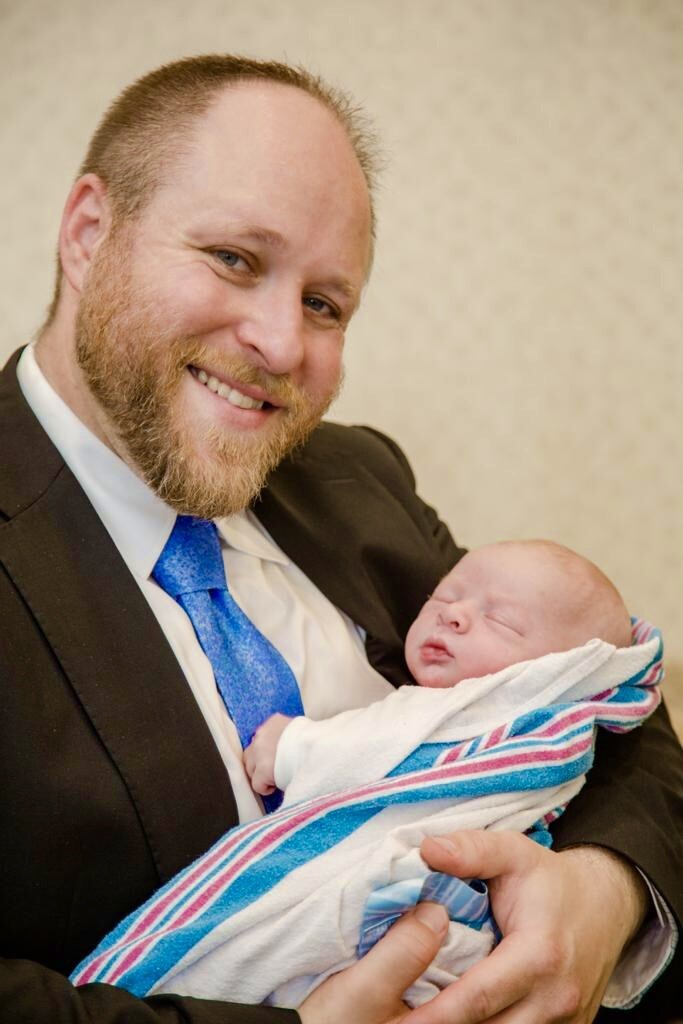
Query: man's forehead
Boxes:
[
  {"xmin": 158, "ymin": 90, "xmax": 371, "ymax": 260},
  {"xmin": 191, "ymin": 79, "xmax": 346, "ymax": 150},
  {"xmin": 171, "ymin": 82, "xmax": 366, "ymax": 203}
]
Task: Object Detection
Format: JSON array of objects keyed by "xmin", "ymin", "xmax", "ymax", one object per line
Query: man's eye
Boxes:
[
  {"xmin": 303, "ymin": 295, "xmax": 341, "ymax": 320},
  {"xmin": 213, "ymin": 249, "xmax": 249, "ymax": 271}
]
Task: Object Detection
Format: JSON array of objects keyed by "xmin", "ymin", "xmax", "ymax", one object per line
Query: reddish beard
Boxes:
[{"xmin": 74, "ymin": 240, "xmax": 339, "ymax": 518}]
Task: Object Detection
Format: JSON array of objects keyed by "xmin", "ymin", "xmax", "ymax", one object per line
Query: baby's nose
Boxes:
[{"xmin": 441, "ymin": 602, "xmax": 470, "ymax": 632}]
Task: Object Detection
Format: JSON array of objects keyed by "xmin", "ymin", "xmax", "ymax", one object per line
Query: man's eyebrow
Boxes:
[
  {"xmin": 212, "ymin": 222, "xmax": 288, "ymax": 251},
  {"xmin": 327, "ymin": 278, "xmax": 360, "ymax": 301},
  {"xmin": 196, "ymin": 219, "xmax": 361, "ymax": 302}
]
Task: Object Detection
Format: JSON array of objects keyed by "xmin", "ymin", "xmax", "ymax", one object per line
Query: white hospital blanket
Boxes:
[{"xmin": 72, "ymin": 622, "xmax": 662, "ymax": 1008}]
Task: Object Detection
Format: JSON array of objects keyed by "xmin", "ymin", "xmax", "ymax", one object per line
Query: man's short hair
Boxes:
[{"xmin": 47, "ymin": 54, "xmax": 380, "ymax": 321}]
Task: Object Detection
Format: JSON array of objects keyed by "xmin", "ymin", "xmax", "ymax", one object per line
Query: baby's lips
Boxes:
[{"xmin": 420, "ymin": 638, "xmax": 454, "ymax": 663}]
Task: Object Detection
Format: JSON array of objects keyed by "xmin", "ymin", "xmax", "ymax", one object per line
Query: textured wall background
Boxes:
[{"xmin": 1, "ymin": 0, "xmax": 681, "ymax": 730}]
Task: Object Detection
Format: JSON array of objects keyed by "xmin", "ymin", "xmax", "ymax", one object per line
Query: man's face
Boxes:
[
  {"xmin": 405, "ymin": 544, "xmax": 584, "ymax": 687},
  {"xmin": 74, "ymin": 82, "xmax": 372, "ymax": 517}
]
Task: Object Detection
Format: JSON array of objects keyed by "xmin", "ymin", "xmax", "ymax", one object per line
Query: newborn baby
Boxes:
[
  {"xmin": 245, "ymin": 538, "xmax": 632, "ymax": 795},
  {"xmin": 74, "ymin": 539, "xmax": 660, "ymax": 1009}
]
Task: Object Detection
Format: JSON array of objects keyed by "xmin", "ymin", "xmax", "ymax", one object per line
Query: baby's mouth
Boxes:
[{"xmin": 421, "ymin": 639, "xmax": 454, "ymax": 663}]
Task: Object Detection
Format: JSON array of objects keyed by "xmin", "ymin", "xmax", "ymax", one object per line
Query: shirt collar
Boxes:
[
  {"xmin": 17, "ymin": 345, "xmax": 290, "ymax": 576},
  {"xmin": 216, "ymin": 511, "xmax": 289, "ymax": 566}
]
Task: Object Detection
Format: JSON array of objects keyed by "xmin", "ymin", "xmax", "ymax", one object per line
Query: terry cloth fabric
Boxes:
[{"xmin": 72, "ymin": 621, "xmax": 663, "ymax": 1008}]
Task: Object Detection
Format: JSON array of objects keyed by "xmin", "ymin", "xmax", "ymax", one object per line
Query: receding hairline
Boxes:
[
  {"xmin": 45, "ymin": 54, "xmax": 380, "ymax": 324},
  {"xmin": 79, "ymin": 55, "xmax": 379, "ymax": 223}
]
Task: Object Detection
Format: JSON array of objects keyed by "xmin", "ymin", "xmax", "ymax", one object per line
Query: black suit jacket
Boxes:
[{"xmin": 1, "ymin": 350, "xmax": 681, "ymax": 1023}]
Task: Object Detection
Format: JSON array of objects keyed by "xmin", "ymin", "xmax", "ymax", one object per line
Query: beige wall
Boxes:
[{"xmin": 1, "ymin": 0, "xmax": 681, "ymax": 729}]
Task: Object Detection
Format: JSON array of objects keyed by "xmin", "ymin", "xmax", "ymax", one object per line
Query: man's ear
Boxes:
[{"xmin": 59, "ymin": 174, "xmax": 113, "ymax": 294}]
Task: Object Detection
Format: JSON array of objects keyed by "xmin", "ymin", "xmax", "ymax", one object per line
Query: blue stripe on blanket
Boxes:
[
  {"xmin": 391, "ymin": 707, "xmax": 599, "ymax": 776},
  {"xmin": 71, "ymin": 625, "xmax": 662, "ymax": 997},
  {"xmin": 78, "ymin": 751, "xmax": 599, "ymax": 996}
]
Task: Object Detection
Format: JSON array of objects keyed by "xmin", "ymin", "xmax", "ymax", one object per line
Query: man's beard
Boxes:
[{"xmin": 74, "ymin": 239, "xmax": 339, "ymax": 519}]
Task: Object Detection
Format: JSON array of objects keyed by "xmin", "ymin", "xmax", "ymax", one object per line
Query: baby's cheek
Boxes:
[{"xmin": 403, "ymin": 620, "xmax": 422, "ymax": 678}]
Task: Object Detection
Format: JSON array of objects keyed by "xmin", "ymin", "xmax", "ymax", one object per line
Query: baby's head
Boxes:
[{"xmin": 405, "ymin": 539, "xmax": 632, "ymax": 688}]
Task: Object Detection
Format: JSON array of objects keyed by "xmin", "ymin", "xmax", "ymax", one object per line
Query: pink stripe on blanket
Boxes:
[
  {"xmin": 108, "ymin": 730, "xmax": 609, "ymax": 979},
  {"xmin": 81, "ymin": 652, "xmax": 661, "ymax": 985}
]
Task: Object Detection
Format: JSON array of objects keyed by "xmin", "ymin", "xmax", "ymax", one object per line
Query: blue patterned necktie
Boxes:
[{"xmin": 152, "ymin": 514, "xmax": 303, "ymax": 811}]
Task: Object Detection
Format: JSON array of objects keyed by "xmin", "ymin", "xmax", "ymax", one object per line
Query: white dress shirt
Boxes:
[
  {"xmin": 15, "ymin": 344, "xmax": 676, "ymax": 1007},
  {"xmin": 17, "ymin": 345, "xmax": 393, "ymax": 823}
]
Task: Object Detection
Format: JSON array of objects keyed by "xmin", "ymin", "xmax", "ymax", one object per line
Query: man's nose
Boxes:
[{"xmin": 233, "ymin": 285, "xmax": 305, "ymax": 376}]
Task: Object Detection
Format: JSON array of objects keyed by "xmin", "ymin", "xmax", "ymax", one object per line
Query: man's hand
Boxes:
[
  {"xmin": 243, "ymin": 713, "xmax": 293, "ymax": 795},
  {"xmin": 299, "ymin": 831, "xmax": 648, "ymax": 1024},
  {"xmin": 406, "ymin": 831, "xmax": 649, "ymax": 1024},
  {"xmin": 299, "ymin": 902, "xmax": 449, "ymax": 1024}
]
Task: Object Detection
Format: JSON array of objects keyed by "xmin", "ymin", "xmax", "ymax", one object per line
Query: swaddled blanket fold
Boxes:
[{"xmin": 72, "ymin": 621, "xmax": 662, "ymax": 1007}]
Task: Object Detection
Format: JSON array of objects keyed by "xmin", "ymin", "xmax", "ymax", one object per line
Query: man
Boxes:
[{"xmin": 0, "ymin": 55, "xmax": 681, "ymax": 1024}]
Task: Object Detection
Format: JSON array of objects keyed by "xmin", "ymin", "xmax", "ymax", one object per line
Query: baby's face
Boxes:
[{"xmin": 405, "ymin": 544, "xmax": 583, "ymax": 688}]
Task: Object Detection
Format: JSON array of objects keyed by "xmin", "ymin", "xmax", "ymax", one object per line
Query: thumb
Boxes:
[
  {"xmin": 299, "ymin": 902, "xmax": 448, "ymax": 1024},
  {"xmin": 421, "ymin": 830, "xmax": 541, "ymax": 881},
  {"xmin": 348, "ymin": 909, "xmax": 448, "ymax": 1019},
  {"xmin": 363, "ymin": 902, "xmax": 450, "ymax": 1006}
]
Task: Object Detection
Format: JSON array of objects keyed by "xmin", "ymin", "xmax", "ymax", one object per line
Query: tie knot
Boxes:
[{"xmin": 153, "ymin": 515, "xmax": 227, "ymax": 597}]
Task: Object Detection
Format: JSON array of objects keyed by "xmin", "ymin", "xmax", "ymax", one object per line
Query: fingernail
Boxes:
[
  {"xmin": 414, "ymin": 902, "xmax": 449, "ymax": 935},
  {"xmin": 429, "ymin": 837, "xmax": 458, "ymax": 855}
]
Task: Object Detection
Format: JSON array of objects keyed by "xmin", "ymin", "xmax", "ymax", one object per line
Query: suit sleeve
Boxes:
[
  {"xmin": 551, "ymin": 700, "xmax": 683, "ymax": 924},
  {"xmin": 0, "ymin": 959, "xmax": 301, "ymax": 1024},
  {"xmin": 368, "ymin": 425, "xmax": 682, "ymax": 920},
  {"xmin": 359, "ymin": 425, "xmax": 683, "ymax": 1016},
  {"xmin": 552, "ymin": 700, "xmax": 683, "ymax": 1019}
]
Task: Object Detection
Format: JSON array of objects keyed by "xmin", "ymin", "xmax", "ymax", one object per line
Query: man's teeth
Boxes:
[{"xmin": 196, "ymin": 368, "xmax": 264, "ymax": 410}]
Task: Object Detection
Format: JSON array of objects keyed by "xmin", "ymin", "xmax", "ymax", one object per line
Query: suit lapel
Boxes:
[
  {"xmin": 1, "ymin": 353, "xmax": 236, "ymax": 882},
  {"xmin": 256, "ymin": 458, "xmax": 401, "ymax": 645},
  {"xmin": 254, "ymin": 429, "xmax": 439, "ymax": 688}
]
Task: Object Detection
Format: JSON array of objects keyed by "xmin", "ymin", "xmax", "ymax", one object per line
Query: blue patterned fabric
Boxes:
[
  {"xmin": 357, "ymin": 872, "xmax": 498, "ymax": 957},
  {"xmin": 72, "ymin": 622, "xmax": 663, "ymax": 1004},
  {"xmin": 153, "ymin": 515, "xmax": 304, "ymax": 810}
]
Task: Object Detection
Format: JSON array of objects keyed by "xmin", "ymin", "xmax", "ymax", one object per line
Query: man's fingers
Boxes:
[
  {"xmin": 436, "ymin": 937, "xmax": 585, "ymax": 1024},
  {"xmin": 408, "ymin": 933, "xmax": 537, "ymax": 1024},
  {"xmin": 421, "ymin": 830, "xmax": 540, "ymax": 882},
  {"xmin": 412, "ymin": 836, "xmax": 619, "ymax": 1024},
  {"xmin": 299, "ymin": 902, "xmax": 449, "ymax": 1024},
  {"xmin": 362, "ymin": 902, "xmax": 449, "ymax": 1008}
]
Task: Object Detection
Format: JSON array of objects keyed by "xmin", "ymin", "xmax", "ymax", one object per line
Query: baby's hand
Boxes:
[{"xmin": 243, "ymin": 713, "xmax": 293, "ymax": 795}]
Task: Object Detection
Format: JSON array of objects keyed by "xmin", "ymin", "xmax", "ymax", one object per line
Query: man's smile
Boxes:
[{"xmin": 188, "ymin": 364, "xmax": 282, "ymax": 412}]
